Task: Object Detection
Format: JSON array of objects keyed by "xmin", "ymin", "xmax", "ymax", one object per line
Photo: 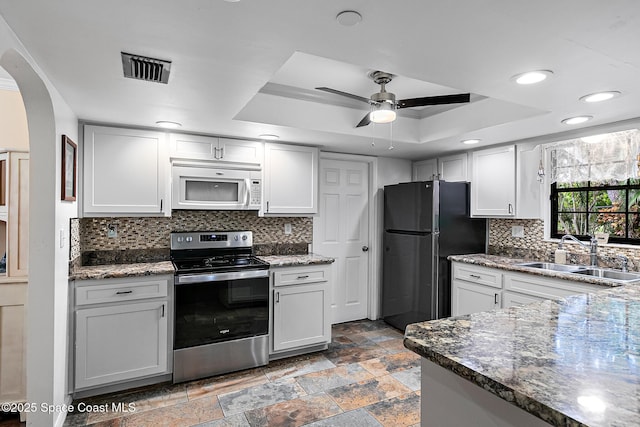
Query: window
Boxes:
[
  {"xmin": 551, "ymin": 179, "xmax": 640, "ymax": 244},
  {"xmin": 548, "ymin": 129, "xmax": 640, "ymax": 245}
]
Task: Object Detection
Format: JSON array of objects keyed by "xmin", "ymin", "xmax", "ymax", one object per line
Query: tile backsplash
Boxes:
[
  {"xmin": 489, "ymin": 218, "xmax": 640, "ymax": 271},
  {"xmin": 72, "ymin": 211, "xmax": 312, "ymax": 266}
]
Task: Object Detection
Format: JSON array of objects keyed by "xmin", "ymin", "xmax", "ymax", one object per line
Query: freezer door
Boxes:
[
  {"xmin": 382, "ymin": 231, "xmax": 435, "ymax": 330},
  {"xmin": 384, "ymin": 181, "xmax": 435, "ymax": 233}
]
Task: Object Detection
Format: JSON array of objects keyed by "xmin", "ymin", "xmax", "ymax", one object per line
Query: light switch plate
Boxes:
[
  {"xmin": 284, "ymin": 223, "xmax": 292, "ymax": 235},
  {"xmin": 512, "ymin": 225, "xmax": 524, "ymax": 238}
]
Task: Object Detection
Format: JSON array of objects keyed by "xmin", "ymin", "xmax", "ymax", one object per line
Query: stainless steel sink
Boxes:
[
  {"xmin": 516, "ymin": 262, "xmax": 640, "ymax": 283},
  {"xmin": 516, "ymin": 262, "xmax": 586, "ymax": 273},
  {"xmin": 571, "ymin": 268, "xmax": 640, "ymax": 282}
]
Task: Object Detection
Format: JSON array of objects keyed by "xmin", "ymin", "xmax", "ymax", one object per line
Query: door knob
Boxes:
[{"xmin": 362, "ymin": 246, "xmax": 369, "ymax": 252}]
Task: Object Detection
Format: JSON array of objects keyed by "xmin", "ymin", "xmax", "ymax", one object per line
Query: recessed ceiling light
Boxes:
[
  {"xmin": 336, "ymin": 10, "xmax": 362, "ymax": 26},
  {"xmin": 258, "ymin": 134, "xmax": 280, "ymax": 140},
  {"xmin": 579, "ymin": 91, "xmax": 621, "ymax": 103},
  {"xmin": 511, "ymin": 70, "xmax": 553, "ymax": 85},
  {"xmin": 461, "ymin": 139, "xmax": 481, "ymax": 145},
  {"xmin": 156, "ymin": 121, "xmax": 182, "ymax": 129},
  {"xmin": 561, "ymin": 116, "xmax": 593, "ymax": 125}
]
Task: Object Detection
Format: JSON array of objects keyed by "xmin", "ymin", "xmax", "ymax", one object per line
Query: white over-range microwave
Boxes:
[{"xmin": 171, "ymin": 162, "xmax": 262, "ymax": 210}]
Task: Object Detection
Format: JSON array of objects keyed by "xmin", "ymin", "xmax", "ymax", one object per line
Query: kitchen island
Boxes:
[{"xmin": 404, "ymin": 284, "xmax": 640, "ymax": 426}]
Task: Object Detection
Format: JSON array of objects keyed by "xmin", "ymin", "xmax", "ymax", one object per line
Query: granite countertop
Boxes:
[
  {"xmin": 405, "ymin": 284, "xmax": 640, "ymax": 426},
  {"xmin": 70, "ymin": 254, "xmax": 335, "ymax": 281},
  {"xmin": 449, "ymin": 253, "xmax": 624, "ymax": 288},
  {"xmin": 69, "ymin": 261, "xmax": 175, "ymax": 281},
  {"xmin": 257, "ymin": 253, "xmax": 335, "ymax": 267}
]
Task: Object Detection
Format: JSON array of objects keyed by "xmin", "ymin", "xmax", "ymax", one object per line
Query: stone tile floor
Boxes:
[{"xmin": 1, "ymin": 320, "xmax": 421, "ymax": 427}]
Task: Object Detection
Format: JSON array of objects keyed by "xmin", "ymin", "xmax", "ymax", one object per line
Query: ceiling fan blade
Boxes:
[
  {"xmin": 397, "ymin": 93, "xmax": 471, "ymax": 109},
  {"xmin": 316, "ymin": 87, "xmax": 371, "ymax": 104},
  {"xmin": 356, "ymin": 113, "xmax": 371, "ymax": 128}
]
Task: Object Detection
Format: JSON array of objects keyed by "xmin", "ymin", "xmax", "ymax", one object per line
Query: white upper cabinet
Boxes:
[
  {"xmin": 516, "ymin": 145, "xmax": 542, "ymax": 219},
  {"xmin": 438, "ymin": 153, "xmax": 468, "ymax": 182},
  {"xmin": 83, "ymin": 125, "xmax": 169, "ymax": 216},
  {"xmin": 471, "ymin": 145, "xmax": 516, "ymax": 217},
  {"xmin": 412, "ymin": 159, "xmax": 437, "ymax": 181},
  {"xmin": 263, "ymin": 143, "xmax": 318, "ymax": 215},
  {"xmin": 169, "ymin": 134, "xmax": 263, "ymax": 165},
  {"xmin": 413, "ymin": 153, "xmax": 468, "ymax": 182}
]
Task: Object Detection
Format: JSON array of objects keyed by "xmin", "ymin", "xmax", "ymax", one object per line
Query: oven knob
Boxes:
[
  {"xmin": 242, "ymin": 235, "xmax": 247, "ymax": 241},
  {"xmin": 186, "ymin": 237, "xmax": 193, "ymax": 242},
  {"xmin": 234, "ymin": 235, "xmax": 239, "ymax": 241},
  {"xmin": 177, "ymin": 237, "xmax": 183, "ymax": 243}
]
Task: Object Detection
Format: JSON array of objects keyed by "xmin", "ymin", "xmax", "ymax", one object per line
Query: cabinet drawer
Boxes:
[
  {"xmin": 273, "ymin": 266, "xmax": 328, "ymax": 287},
  {"xmin": 503, "ymin": 272, "xmax": 602, "ymax": 301},
  {"xmin": 76, "ymin": 278, "xmax": 169, "ymax": 306},
  {"xmin": 452, "ymin": 263, "xmax": 502, "ymax": 289}
]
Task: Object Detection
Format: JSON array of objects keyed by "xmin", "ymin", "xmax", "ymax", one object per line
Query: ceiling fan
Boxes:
[{"xmin": 316, "ymin": 71, "xmax": 471, "ymax": 128}]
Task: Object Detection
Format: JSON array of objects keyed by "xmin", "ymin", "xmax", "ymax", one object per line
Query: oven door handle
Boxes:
[{"xmin": 175, "ymin": 269, "xmax": 269, "ymax": 284}]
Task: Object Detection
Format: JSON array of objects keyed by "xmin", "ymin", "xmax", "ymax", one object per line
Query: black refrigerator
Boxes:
[{"xmin": 382, "ymin": 180, "xmax": 486, "ymax": 330}]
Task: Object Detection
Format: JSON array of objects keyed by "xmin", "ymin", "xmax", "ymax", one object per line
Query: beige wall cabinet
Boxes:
[
  {"xmin": 169, "ymin": 133, "xmax": 263, "ymax": 165},
  {"xmin": 0, "ymin": 151, "xmax": 29, "ymax": 408},
  {"xmin": 73, "ymin": 276, "xmax": 172, "ymax": 394},
  {"xmin": 270, "ymin": 264, "xmax": 331, "ymax": 357},
  {"xmin": 83, "ymin": 125, "xmax": 169, "ymax": 216},
  {"xmin": 263, "ymin": 143, "xmax": 318, "ymax": 215}
]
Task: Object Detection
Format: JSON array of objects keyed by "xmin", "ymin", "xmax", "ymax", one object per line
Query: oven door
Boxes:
[
  {"xmin": 171, "ymin": 164, "xmax": 261, "ymax": 210},
  {"xmin": 174, "ymin": 269, "xmax": 269, "ymax": 350}
]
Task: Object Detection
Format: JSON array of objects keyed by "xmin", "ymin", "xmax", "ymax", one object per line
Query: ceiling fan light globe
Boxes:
[{"xmin": 370, "ymin": 109, "xmax": 396, "ymax": 123}]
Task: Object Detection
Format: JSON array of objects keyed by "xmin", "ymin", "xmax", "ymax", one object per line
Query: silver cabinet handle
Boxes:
[
  {"xmin": 508, "ymin": 203, "xmax": 513, "ymax": 214},
  {"xmin": 219, "ymin": 146, "xmax": 224, "ymax": 159},
  {"xmin": 297, "ymin": 275, "xmax": 309, "ymax": 279},
  {"xmin": 116, "ymin": 290, "xmax": 133, "ymax": 295},
  {"xmin": 362, "ymin": 246, "xmax": 369, "ymax": 252},
  {"xmin": 469, "ymin": 274, "xmax": 481, "ymax": 279},
  {"xmin": 161, "ymin": 304, "xmax": 165, "ymax": 318},
  {"xmin": 275, "ymin": 291, "xmax": 280, "ymax": 303},
  {"xmin": 494, "ymin": 293, "xmax": 499, "ymax": 304}
]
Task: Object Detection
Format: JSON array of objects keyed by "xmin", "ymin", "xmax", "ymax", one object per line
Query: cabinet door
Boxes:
[
  {"xmin": 502, "ymin": 291, "xmax": 544, "ymax": 308},
  {"xmin": 169, "ymin": 133, "xmax": 219, "ymax": 161},
  {"xmin": 7, "ymin": 152, "xmax": 28, "ymax": 277},
  {"xmin": 83, "ymin": 126, "xmax": 168, "ymax": 216},
  {"xmin": 516, "ymin": 145, "xmax": 542, "ymax": 219},
  {"xmin": 218, "ymin": 138, "xmax": 263, "ymax": 164},
  {"xmin": 273, "ymin": 283, "xmax": 330, "ymax": 351},
  {"xmin": 0, "ymin": 283, "xmax": 26, "ymax": 403},
  {"xmin": 75, "ymin": 300, "xmax": 168, "ymax": 389},
  {"xmin": 264, "ymin": 143, "xmax": 318, "ymax": 214},
  {"xmin": 438, "ymin": 153, "xmax": 468, "ymax": 182},
  {"xmin": 451, "ymin": 280, "xmax": 500, "ymax": 316},
  {"xmin": 471, "ymin": 145, "xmax": 515, "ymax": 217},
  {"xmin": 413, "ymin": 159, "xmax": 437, "ymax": 181}
]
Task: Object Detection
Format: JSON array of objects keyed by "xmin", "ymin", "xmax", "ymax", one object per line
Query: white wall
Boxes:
[
  {"xmin": 0, "ymin": 88, "xmax": 28, "ymax": 151},
  {"xmin": 0, "ymin": 15, "xmax": 78, "ymax": 427}
]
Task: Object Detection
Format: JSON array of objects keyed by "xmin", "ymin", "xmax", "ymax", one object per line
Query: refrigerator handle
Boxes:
[{"xmin": 432, "ymin": 231, "xmax": 440, "ymax": 318}]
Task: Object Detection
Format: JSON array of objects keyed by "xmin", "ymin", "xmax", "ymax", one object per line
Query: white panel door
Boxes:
[{"xmin": 313, "ymin": 158, "xmax": 369, "ymax": 324}]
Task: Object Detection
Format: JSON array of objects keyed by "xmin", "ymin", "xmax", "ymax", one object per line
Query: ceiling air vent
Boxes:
[{"xmin": 121, "ymin": 52, "xmax": 171, "ymax": 84}]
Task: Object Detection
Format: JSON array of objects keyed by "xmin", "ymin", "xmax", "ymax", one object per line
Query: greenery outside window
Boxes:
[
  {"xmin": 551, "ymin": 179, "xmax": 640, "ymax": 244},
  {"xmin": 549, "ymin": 129, "xmax": 640, "ymax": 245}
]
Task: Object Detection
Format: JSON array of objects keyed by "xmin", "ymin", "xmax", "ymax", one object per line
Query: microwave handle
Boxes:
[{"xmin": 244, "ymin": 178, "xmax": 251, "ymax": 206}]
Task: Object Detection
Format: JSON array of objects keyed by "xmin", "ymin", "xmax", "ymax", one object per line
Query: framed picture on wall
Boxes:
[{"xmin": 61, "ymin": 135, "xmax": 77, "ymax": 201}]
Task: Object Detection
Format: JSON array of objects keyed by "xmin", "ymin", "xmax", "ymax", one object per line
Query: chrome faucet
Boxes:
[
  {"xmin": 559, "ymin": 234, "xmax": 599, "ymax": 266},
  {"xmin": 616, "ymin": 254, "xmax": 629, "ymax": 272}
]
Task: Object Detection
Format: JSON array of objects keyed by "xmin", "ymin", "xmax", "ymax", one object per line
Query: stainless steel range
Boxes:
[{"xmin": 170, "ymin": 230, "xmax": 269, "ymax": 383}]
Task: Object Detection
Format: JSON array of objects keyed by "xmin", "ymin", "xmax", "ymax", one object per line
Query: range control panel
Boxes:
[{"xmin": 170, "ymin": 231, "xmax": 252, "ymax": 250}]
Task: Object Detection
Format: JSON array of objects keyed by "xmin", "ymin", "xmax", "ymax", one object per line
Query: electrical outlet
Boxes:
[
  {"xmin": 107, "ymin": 224, "xmax": 118, "ymax": 238},
  {"xmin": 512, "ymin": 225, "xmax": 524, "ymax": 238},
  {"xmin": 284, "ymin": 223, "xmax": 292, "ymax": 235}
]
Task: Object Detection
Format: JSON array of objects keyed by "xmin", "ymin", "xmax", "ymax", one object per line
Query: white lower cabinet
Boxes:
[
  {"xmin": 452, "ymin": 261, "xmax": 606, "ymax": 315},
  {"xmin": 0, "ymin": 281, "xmax": 27, "ymax": 404},
  {"xmin": 452, "ymin": 263, "xmax": 502, "ymax": 316},
  {"xmin": 270, "ymin": 264, "xmax": 331, "ymax": 356},
  {"xmin": 73, "ymin": 275, "xmax": 172, "ymax": 392}
]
